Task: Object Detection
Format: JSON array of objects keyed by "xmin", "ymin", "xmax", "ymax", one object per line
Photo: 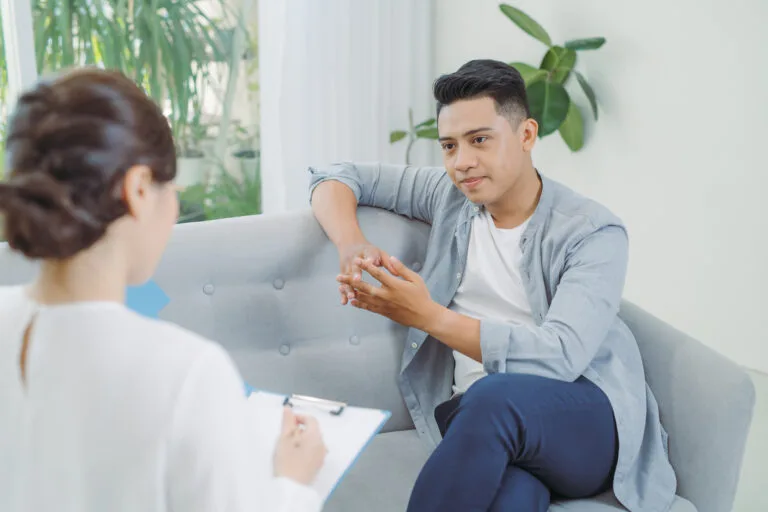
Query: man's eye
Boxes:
[
  {"xmin": 441, "ymin": 143, "xmax": 455, "ymax": 151},
  {"xmin": 474, "ymin": 136, "xmax": 487, "ymax": 144}
]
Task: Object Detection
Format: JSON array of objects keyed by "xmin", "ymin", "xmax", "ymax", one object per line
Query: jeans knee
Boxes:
[{"xmin": 460, "ymin": 373, "xmax": 554, "ymax": 420}]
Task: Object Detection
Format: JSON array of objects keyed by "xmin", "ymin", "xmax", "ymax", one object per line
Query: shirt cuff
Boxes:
[
  {"xmin": 479, "ymin": 319, "xmax": 510, "ymax": 374},
  {"xmin": 273, "ymin": 477, "xmax": 323, "ymax": 512}
]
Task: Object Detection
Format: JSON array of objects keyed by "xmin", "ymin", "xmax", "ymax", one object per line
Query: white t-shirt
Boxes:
[
  {"xmin": 0, "ymin": 285, "xmax": 321, "ymax": 512},
  {"xmin": 449, "ymin": 209, "xmax": 537, "ymax": 394}
]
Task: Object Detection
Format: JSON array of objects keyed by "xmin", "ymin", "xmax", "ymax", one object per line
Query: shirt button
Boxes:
[
  {"xmin": 473, "ymin": 206, "xmax": 479, "ymax": 212},
  {"xmin": 203, "ymin": 283, "xmax": 215, "ymax": 295},
  {"xmin": 411, "ymin": 342, "xmax": 418, "ymax": 349},
  {"xmin": 456, "ymin": 273, "xmax": 462, "ymax": 280}
]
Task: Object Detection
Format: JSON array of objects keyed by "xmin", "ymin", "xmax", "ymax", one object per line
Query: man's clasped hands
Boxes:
[{"xmin": 335, "ymin": 241, "xmax": 441, "ymax": 333}]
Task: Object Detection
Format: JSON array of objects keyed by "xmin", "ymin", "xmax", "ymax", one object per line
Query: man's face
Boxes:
[{"xmin": 437, "ymin": 96, "xmax": 536, "ymax": 206}]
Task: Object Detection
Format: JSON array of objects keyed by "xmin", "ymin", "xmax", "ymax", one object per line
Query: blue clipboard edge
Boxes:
[{"xmin": 244, "ymin": 381, "xmax": 392, "ymax": 503}]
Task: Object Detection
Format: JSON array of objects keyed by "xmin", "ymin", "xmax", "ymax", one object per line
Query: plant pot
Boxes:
[
  {"xmin": 177, "ymin": 199, "xmax": 207, "ymax": 224},
  {"xmin": 230, "ymin": 149, "xmax": 260, "ymax": 183},
  {"xmin": 176, "ymin": 156, "xmax": 207, "ymax": 188}
]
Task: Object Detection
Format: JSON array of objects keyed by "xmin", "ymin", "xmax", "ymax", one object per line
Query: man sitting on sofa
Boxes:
[{"xmin": 308, "ymin": 59, "xmax": 676, "ymax": 512}]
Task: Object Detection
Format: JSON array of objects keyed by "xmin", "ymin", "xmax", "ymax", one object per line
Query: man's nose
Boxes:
[{"xmin": 454, "ymin": 147, "xmax": 475, "ymax": 173}]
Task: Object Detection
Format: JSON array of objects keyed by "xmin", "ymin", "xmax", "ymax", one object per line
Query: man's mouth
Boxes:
[{"xmin": 461, "ymin": 177, "xmax": 485, "ymax": 188}]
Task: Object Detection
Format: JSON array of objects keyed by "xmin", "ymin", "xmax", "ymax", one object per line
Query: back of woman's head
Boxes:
[{"xmin": 0, "ymin": 67, "xmax": 176, "ymax": 259}]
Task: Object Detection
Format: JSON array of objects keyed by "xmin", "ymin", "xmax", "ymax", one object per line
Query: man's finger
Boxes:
[
  {"xmin": 351, "ymin": 297, "xmax": 380, "ymax": 314},
  {"xmin": 339, "ymin": 284, "xmax": 357, "ymax": 304},
  {"xmin": 337, "ymin": 274, "xmax": 380, "ymax": 296},
  {"xmin": 379, "ymin": 250, "xmax": 400, "ymax": 276},
  {"xmin": 388, "ymin": 256, "xmax": 419, "ymax": 282},
  {"xmin": 357, "ymin": 258, "xmax": 399, "ymax": 287}
]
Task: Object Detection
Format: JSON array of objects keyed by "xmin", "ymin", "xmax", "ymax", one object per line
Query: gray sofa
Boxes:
[{"xmin": 0, "ymin": 207, "xmax": 755, "ymax": 512}]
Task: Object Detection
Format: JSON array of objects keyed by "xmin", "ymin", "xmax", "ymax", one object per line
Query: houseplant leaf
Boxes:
[
  {"xmin": 510, "ymin": 62, "xmax": 547, "ymax": 85},
  {"xmin": 565, "ymin": 37, "xmax": 606, "ymax": 51},
  {"xmin": 415, "ymin": 118, "xmax": 436, "ymax": 129},
  {"xmin": 575, "ymin": 71, "xmax": 599, "ymax": 120},
  {"xmin": 499, "ymin": 4, "xmax": 552, "ymax": 47},
  {"xmin": 527, "ymin": 80, "xmax": 570, "ymax": 137},
  {"xmin": 559, "ymin": 102, "xmax": 584, "ymax": 151},
  {"xmin": 416, "ymin": 127, "xmax": 440, "ymax": 140},
  {"xmin": 541, "ymin": 46, "xmax": 577, "ymax": 84},
  {"xmin": 390, "ymin": 130, "xmax": 408, "ymax": 143}
]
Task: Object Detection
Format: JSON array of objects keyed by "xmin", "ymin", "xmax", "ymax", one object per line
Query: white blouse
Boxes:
[{"xmin": 0, "ymin": 286, "xmax": 321, "ymax": 512}]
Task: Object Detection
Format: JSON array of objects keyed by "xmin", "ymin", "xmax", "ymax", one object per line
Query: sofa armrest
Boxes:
[{"xmin": 619, "ymin": 301, "xmax": 756, "ymax": 512}]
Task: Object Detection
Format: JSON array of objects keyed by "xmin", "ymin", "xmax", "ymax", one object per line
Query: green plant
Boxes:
[
  {"xmin": 391, "ymin": 3, "xmax": 605, "ymax": 157},
  {"xmin": 177, "ymin": 157, "xmax": 261, "ymax": 223},
  {"xmin": 500, "ymin": 3, "xmax": 604, "ymax": 151},
  {"xmin": 0, "ymin": 0, "xmax": 237, "ymax": 137},
  {"xmin": 389, "ymin": 108, "xmax": 439, "ymax": 165},
  {"xmin": 0, "ymin": 122, "xmax": 6, "ymax": 179}
]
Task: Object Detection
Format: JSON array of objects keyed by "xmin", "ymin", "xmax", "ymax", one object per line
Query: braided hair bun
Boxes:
[{"xmin": 0, "ymin": 68, "xmax": 176, "ymax": 259}]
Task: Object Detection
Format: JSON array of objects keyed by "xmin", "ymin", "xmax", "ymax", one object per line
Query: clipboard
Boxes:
[{"xmin": 245, "ymin": 388, "xmax": 391, "ymax": 503}]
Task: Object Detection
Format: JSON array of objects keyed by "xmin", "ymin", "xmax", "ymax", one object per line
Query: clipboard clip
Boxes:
[{"xmin": 283, "ymin": 394, "xmax": 346, "ymax": 416}]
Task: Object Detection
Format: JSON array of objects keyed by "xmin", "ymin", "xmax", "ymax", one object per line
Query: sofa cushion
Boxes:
[{"xmin": 326, "ymin": 429, "xmax": 697, "ymax": 512}]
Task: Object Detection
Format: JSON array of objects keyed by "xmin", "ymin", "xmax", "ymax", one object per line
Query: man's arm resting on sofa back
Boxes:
[
  {"xmin": 308, "ymin": 162, "xmax": 451, "ymax": 225},
  {"xmin": 311, "ymin": 180, "xmax": 402, "ymax": 305}
]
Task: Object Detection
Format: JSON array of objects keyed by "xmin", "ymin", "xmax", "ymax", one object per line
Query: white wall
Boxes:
[{"xmin": 435, "ymin": 0, "xmax": 768, "ymax": 373}]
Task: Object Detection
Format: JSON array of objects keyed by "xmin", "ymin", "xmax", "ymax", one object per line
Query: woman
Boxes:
[{"xmin": 0, "ymin": 68, "xmax": 326, "ymax": 512}]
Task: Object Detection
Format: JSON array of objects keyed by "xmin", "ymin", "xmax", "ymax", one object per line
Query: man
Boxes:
[{"xmin": 308, "ymin": 60, "xmax": 676, "ymax": 511}]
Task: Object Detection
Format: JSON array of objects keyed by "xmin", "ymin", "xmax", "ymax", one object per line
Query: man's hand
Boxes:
[
  {"xmin": 336, "ymin": 256, "xmax": 440, "ymax": 331},
  {"xmin": 337, "ymin": 243, "xmax": 398, "ymax": 305}
]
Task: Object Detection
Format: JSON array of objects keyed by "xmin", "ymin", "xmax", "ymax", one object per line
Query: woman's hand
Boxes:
[{"xmin": 273, "ymin": 407, "xmax": 327, "ymax": 486}]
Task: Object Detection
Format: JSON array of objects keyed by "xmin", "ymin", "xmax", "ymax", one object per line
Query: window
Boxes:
[{"xmin": 0, "ymin": 0, "xmax": 261, "ymax": 223}]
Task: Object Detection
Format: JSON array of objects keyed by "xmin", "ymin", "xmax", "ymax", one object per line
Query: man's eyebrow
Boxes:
[{"xmin": 438, "ymin": 127, "xmax": 493, "ymax": 142}]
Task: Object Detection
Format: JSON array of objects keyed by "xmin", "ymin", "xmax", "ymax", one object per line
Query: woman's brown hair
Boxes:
[{"xmin": 0, "ymin": 67, "xmax": 176, "ymax": 260}]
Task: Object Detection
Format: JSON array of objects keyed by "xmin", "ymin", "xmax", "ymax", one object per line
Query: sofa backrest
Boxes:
[{"xmin": 0, "ymin": 207, "xmax": 428, "ymax": 433}]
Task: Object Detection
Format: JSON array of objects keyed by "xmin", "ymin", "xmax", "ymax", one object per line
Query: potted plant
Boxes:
[
  {"xmin": 229, "ymin": 122, "xmax": 260, "ymax": 183},
  {"xmin": 176, "ymin": 122, "xmax": 211, "ymax": 189},
  {"xmin": 391, "ymin": 3, "xmax": 606, "ymax": 158}
]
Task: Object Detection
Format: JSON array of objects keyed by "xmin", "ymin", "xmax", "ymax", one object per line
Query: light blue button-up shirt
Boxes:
[{"xmin": 309, "ymin": 163, "xmax": 677, "ymax": 512}]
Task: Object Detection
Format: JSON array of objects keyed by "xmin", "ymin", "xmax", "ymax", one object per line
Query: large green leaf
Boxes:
[
  {"xmin": 509, "ymin": 62, "xmax": 547, "ymax": 85},
  {"xmin": 416, "ymin": 127, "xmax": 439, "ymax": 140},
  {"xmin": 575, "ymin": 71, "xmax": 599, "ymax": 120},
  {"xmin": 499, "ymin": 4, "xmax": 551, "ymax": 47},
  {"xmin": 540, "ymin": 46, "xmax": 577, "ymax": 84},
  {"xmin": 527, "ymin": 80, "xmax": 570, "ymax": 137},
  {"xmin": 565, "ymin": 37, "xmax": 606, "ymax": 51},
  {"xmin": 390, "ymin": 131, "xmax": 408, "ymax": 143},
  {"xmin": 559, "ymin": 102, "xmax": 584, "ymax": 151},
  {"xmin": 415, "ymin": 118, "xmax": 436, "ymax": 129}
]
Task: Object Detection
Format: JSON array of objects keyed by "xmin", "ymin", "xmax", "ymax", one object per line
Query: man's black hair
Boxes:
[{"xmin": 433, "ymin": 59, "xmax": 530, "ymax": 123}]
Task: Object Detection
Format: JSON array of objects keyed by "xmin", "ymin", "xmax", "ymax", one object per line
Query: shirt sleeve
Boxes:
[
  {"xmin": 480, "ymin": 224, "xmax": 629, "ymax": 382},
  {"xmin": 166, "ymin": 343, "xmax": 322, "ymax": 512},
  {"xmin": 308, "ymin": 162, "xmax": 452, "ymax": 225}
]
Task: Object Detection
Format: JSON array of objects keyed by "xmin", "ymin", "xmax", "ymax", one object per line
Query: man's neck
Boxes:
[{"xmin": 486, "ymin": 168, "xmax": 542, "ymax": 229}]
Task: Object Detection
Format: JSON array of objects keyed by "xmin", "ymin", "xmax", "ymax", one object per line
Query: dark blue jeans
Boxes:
[{"xmin": 407, "ymin": 373, "xmax": 618, "ymax": 512}]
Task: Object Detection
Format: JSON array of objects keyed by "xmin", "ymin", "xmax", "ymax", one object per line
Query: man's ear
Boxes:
[
  {"xmin": 520, "ymin": 118, "xmax": 539, "ymax": 152},
  {"xmin": 121, "ymin": 165, "xmax": 154, "ymax": 218}
]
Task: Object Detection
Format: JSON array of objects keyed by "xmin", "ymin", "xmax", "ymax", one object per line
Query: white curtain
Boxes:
[{"xmin": 258, "ymin": 0, "xmax": 436, "ymax": 213}]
